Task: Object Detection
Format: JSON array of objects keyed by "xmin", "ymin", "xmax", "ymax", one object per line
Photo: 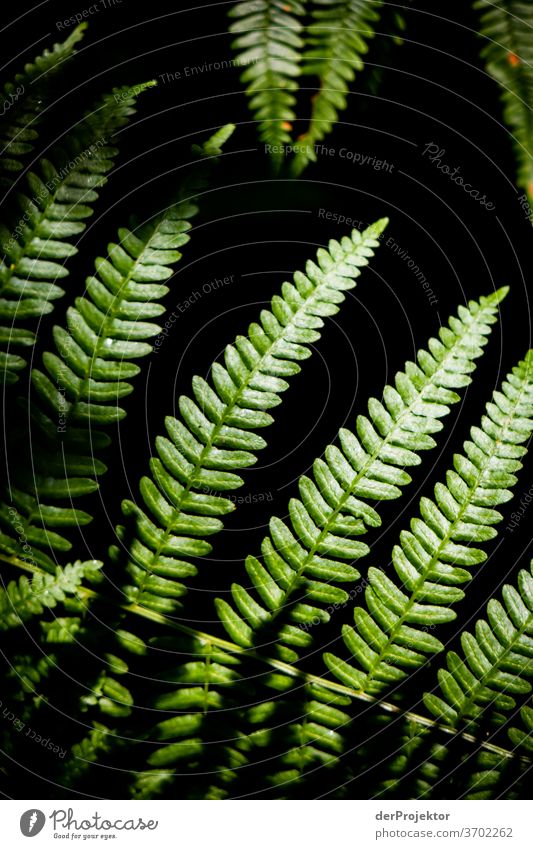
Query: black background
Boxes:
[{"xmin": 2, "ymin": 0, "xmax": 533, "ymax": 798}]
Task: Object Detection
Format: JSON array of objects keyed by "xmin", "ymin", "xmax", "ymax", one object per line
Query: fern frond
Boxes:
[
  {"xmin": 0, "ymin": 127, "xmax": 233, "ymax": 570},
  {"xmin": 475, "ymin": 1, "xmax": 533, "ymax": 201},
  {"xmin": 0, "ymin": 24, "xmax": 86, "ymax": 186},
  {"xmin": 216, "ymin": 290, "xmax": 507, "ymax": 661},
  {"xmin": 372, "ymin": 719, "xmax": 442, "ymax": 799},
  {"xmin": 127, "ymin": 639, "xmax": 351, "ymax": 798},
  {"xmin": 114, "ymin": 218, "xmax": 387, "ymax": 615},
  {"xmin": 292, "ymin": 0, "xmax": 384, "ymax": 173},
  {"xmin": 32, "ymin": 201, "xmax": 193, "ymax": 425},
  {"xmin": 424, "ymin": 558, "xmax": 533, "ymax": 727},
  {"xmin": 0, "ymin": 81, "xmax": 155, "ymax": 385},
  {"xmin": 229, "ymin": 0, "xmax": 306, "ymax": 163},
  {"xmin": 258, "ymin": 679, "xmax": 351, "ymax": 791},
  {"xmin": 129, "ymin": 634, "xmax": 241, "ymax": 798},
  {"xmin": 380, "ymin": 731, "xmax": 525, "ymax": 801},
  {"xmin": 508, "ymin": 700, "xmax": 533, "ymax": 753},
  {"xmin": 0, "ymin": 202, "xmax": 192, "ymax": 570},
  {"xmin": 461, "ymin": 748, "xmax": 525, "ymax": 800},
  {"xmin": 463, "ymin": 749, "xmax": 507, "ymax": 799},
  {"xmin": 59, "ymin": 722, "xmax": 113, "ymax": 786},
  {"xmin": 324, "ymin": 351, "xmax": 533, "ymax": 696},
  {"xmin": 0, "ymin": 559, "xmax": 101, "ymax": 630}
]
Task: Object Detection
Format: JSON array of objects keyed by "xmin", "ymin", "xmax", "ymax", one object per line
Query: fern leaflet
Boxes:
[
  {"xmin": 0, "ymin": 559, "xmax": 102, "ymax": 630},
  {"xmin": 508, "ymin": 701, "xmax": 533, "ymax": 752}
]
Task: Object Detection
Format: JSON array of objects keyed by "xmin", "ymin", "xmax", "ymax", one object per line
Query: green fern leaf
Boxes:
[
  {"xmin": 229, "ymin": 0, "xmax": 306, "ymax": 164},
  {"xmin": 0, "ymin": 24, "xmax": 86, "ymax": 186},
  {"xmin": 0, "ymin": 203, "xmax": 192, "ymax": 570},
  {"xmin": 58, "ymin": 722, "xmax": 113, "ymax": 786},
  {"xmin": 216, "ymin": 290, "xmax": 507, "ymax": 662},
  {"xmin": 129, "ymin": 635, "xmax": 239, "ymax": 797},
  {"xmin": 372, "ymin": 718, "xmax": 442, "ymax": 800},
  {"xmin": 258, "ymin": 680, "xmax": 351, "ymax": 791},
  {"xmin": 475, "ymin": 1, "xmax": 533, "ymax": 202},
  {"xmin": 0, "ymin": 81, "xmax": 155, "ymax": 385},
  {"xmin": 508, "ymin": 702, "xmax": 533, "ymax": 752},
  {"xmin": 325, "ymin": 350, "xmax": 533, "ymax": 696},
  {"xmin": 0, "ymin": 127, "xmax": 234, "ymax": 570},
  {"xmin": 424, "ymin": 558, "xmax": 533, "ymax": 727},
  {"xmin": 0, "ymin": 559, "xmax": 102, "ymax": 630},
  {"xmin": 462, "ymin": 748, "xmax": 523, "ymax": 800},
  {"xmin": 114, "ymin": 218, "xmax": 388, "ymax": 615},
  {"xmin": 292, "ymin": 0, "xmax": 384, "ymax": 173},
  {"xmin": 0, "ymin": 651, "xmax": 56, "ymax": 729}
]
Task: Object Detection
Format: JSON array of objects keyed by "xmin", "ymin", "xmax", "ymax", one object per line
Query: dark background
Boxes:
[{"xmin": 2, "ymin": 0, "xmax": 533, "ymax": 798}]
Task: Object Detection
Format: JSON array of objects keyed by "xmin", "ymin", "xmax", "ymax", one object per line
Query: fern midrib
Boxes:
[
  {"xmin": 361, "ymin": 373, "xmax": 531, "ymax": 694},
  {"xmin": 134, "ymin": 241, "xmax": 369, "ymax": 597},
  {"xmin": 256, "ymin": 310, "xmax": 493, "ymax": 631},
  {"xmin": 0, "ymin": 548, "xmax": 529, "ymax": 765}
]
